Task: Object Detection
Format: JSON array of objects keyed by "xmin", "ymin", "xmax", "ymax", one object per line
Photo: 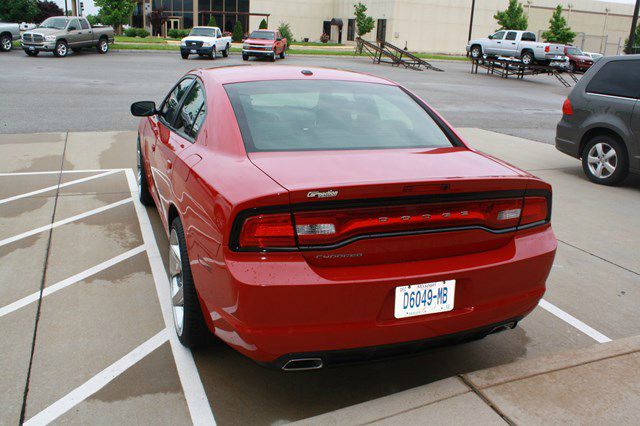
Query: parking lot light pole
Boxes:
[
  {"xmin": 627, "ymin": 0, "xmax": 640, "ymax": 53},
  {"xmin": 468, "ymin": 0, "xmax": 476, "ymax": 42}
]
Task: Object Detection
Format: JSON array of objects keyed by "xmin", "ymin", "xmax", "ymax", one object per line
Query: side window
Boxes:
[
  {"xmin": 216, "ymin": 29, "xmax": 221, "ymax": 38},
  {"xmin": 521, "ymin": 32, "xmax": 536, "ymax": 42},
  {"xmin": 68, "ymin": 19, "xmax": 80, "ymax": 30},
  {"xmin": 492, "ymin": 31, "xmax": 505, "ymax": 40},
  {"xmin": 586, "ymin": 60, "xmax": 640, "ymax": 99},
  {"xmin": 80, "ymin": 19, "xmax": 90, "ymax": 30},
  {"xmin": 174, "ymin": 81, "xmax": 206, "ymax": 140},
  {"xmin": 160, "ymin": 78, "xmax": 194, "ymax": 124},
  {"xmin": 505, "ymin": 31, "xmax": 517, "ymax": 41}
]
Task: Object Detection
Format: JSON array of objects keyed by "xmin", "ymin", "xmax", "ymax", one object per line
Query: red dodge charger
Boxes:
[{"xmin": 131, "ymin": 66, "xmax": 557, "ymax": 370}]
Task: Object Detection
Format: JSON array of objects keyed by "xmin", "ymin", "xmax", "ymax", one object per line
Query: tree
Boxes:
[
  {"xmin": 259, "ymin": 18, "xmax": 268, "ymax": 29},
  {"xmin": 86, "ymin": 14, "xmax": 102, "ymax": 26},
  {"xmin": 278, "ymin": 22, "xmax": 293, "ymax": 47},
  {"xmin": 208, "ymin": 16, "xmax": 217, "ymax": 27},
  {"xmin": 35, "ymin": 1, "xmax": 64, "ymax": 24},
  {"xmin": 625, "ymin": 24, "xmax": 640, "ymax": 53},
  {"xmin": 148, "ymin": 8, "xmax": 169, "ymax": 36},
  {"xmin": 494, "ymin": 0, "xmax": 528, "ymax": 31},
  {"xmin": 0, "ymin": 0, "xmax": 39, "ymax": 23},
  {"xmin": 232, "ymin": 20, "xmax": 243, "ymax": 42},
  {"xmin": 541, "ymin": 5, "xmax": 575, "ymax": 44},
  {"xmin": 353, "ymin": 2, "xmax": 374, "ymax": 37},
  {"xmin": 94, "ymin": 0, "xmax": 136, "ymax": 34}
]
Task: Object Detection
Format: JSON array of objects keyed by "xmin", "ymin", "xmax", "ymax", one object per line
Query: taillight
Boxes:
[
  {"xmin": 238, "ymin": 213, "xmax": 295, "ymax": 249},
  {"xmin": 562, "ymin": 98, "xmax": 573, "ymax": 115},
  {"xmin": 293, "ymin": 199, "xmax": 524, "ymax": 246},
  {"xmin": 545, "ymin": 45, "xmax": 550, "ymax": 52},
  {"xmin": 520, "ymin": 197, "xmax": 548, "ymax": 225}
]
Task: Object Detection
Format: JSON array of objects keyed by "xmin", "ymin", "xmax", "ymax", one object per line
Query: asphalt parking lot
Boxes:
[{"xmin": 1, "ymin": 51, "xmax": 639, "ymax": 425}]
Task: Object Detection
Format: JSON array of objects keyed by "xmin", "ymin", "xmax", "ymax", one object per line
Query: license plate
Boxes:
[
  {"xmin": 550, "ymin": 61, "xmax": 564, "ymax": 67},
  {"xmin": 29, "ymin": 46, "xmax": 35, "ymax": 50},
  {"xmin": 394, "ymin": 280, "xmax": 455, "ymax": 319},
  {"xmin": 190, "ymin": 49, "xmax": 197, "ymax": 53}
]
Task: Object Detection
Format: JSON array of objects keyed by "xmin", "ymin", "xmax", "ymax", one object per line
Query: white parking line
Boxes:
[
  {"xmin": 0, "ymin": 170, "xmax": 119, "ymax": 205},
  {"xmin": 539, "ymin": 299, "xmax": 612, "ymax": 343},
  {"xmin": 0, "ymin": 246, "xmax": 145, "ymax": 318},
  {"xmin": 0, "ymin": 169, "xmax": 125, "ymax": 177},
  {"xmin": 125, "ymin": 168, "xmax": 216, "ymax": 426},
  {"xmin": 0, "ymin": 197, "xmax": 132, "ymax": 248},
  {"xmin": 24, "ymin": 329, "xmax": 169, "ymax": 426}
]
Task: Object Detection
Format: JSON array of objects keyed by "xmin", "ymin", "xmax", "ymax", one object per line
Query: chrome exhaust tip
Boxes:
[
  {"xmin": 489, "ymin": 321, "xmax": 518, "ymax": 335},
  {"xmin": 282, "ymin": 358, "xmax": 323, "ymax": 371}
]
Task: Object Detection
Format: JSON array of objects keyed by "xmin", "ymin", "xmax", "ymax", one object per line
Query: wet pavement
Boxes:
[{"xmin": 1, "ymin": 128, "xmax": 638, "ymax": 425}]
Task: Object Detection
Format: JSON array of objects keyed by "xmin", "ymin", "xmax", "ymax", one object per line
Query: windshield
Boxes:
[
  {"xmin": 248, "ymin": 31, "xmax": 274, "ymax": 40},
  {"xmin": 224, "ymin": 80, "xmax": 455, "ymax": 152},
  {"xmin": 189, "ymin": 27, "xmax": 216, "ymax": 37},
  {"xmin": 566, "ymin": 47, "xmax": 584, "ymax": 55},
  {"xmin": 39, "ymin": 17, "xmax": 69, "ymax": 29}
]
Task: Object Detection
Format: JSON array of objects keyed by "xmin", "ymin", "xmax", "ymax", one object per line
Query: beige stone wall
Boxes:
[{"xmin": 250, "ymin": 0, "xmax": 635, "ymax": 55}]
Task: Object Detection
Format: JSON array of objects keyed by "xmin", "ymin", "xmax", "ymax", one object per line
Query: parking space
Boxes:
[{"xmin": 1, "ymin": 123, "xmax": 637, "ymax": 424}]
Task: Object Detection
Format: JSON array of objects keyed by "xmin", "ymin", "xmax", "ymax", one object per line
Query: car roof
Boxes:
[
  {"xmin": 193, "ymin": 26, "xmax": 219, "ymax": 30},
  {"xmin": 196, "ymin": 65, "xmax": 397, "ymax": 86}
]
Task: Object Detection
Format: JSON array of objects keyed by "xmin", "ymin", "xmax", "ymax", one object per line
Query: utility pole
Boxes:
[
  {"xmin": 627, "ymin": 0, "xmax": 640, "ymax": 54},
  {"xmin": 71, "ymin": 0, "xmax": 77, "ymax": 16},
  {"xmin": 468, "ymin": 0, "xmax": 476, "ymax": 42},
  {"xmin": 64, "ymin": 0, "xmax": 68, "ymax": 16}
]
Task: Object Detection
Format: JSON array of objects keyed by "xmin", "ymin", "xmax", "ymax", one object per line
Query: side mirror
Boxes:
[
  {"xmin": 488, "ymin": 35, "xmax": 493, "ymax": 40},
  {"xmin": 277, "ymin": 37, "xmax": 282, "ymax": 41},
  {"xmin": 131, "ymin": 101, "xmax": 157, "ymax": 117}
]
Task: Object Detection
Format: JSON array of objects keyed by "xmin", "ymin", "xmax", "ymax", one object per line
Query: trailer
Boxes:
[{"xmin": 470, "ymin": 57, "xmax": 579, "ymax": 87}]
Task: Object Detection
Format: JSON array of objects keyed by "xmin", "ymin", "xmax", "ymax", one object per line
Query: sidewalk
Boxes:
[{"xmin": 293, "ymin": 335, "xmax": 640, "ymax": 424}]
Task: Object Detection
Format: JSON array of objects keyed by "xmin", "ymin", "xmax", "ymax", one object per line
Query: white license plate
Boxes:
[
  {"xmin": 394, "ymin": 280, "xmax": 455, "ymax": 319},
  {"xmin": 29, "ymin": 46, "xmax": 35, "ymax": 50},
  {"xmin": 190, "ymin": 49, "xmax": 197, "ymax": 53}
]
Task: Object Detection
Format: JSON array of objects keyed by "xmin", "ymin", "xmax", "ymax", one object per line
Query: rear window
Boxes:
[
  {"xmin": 586, "ymin": 60, "xmax": 640, "ymax": 99},
  {"xmin": 224, "ymin": 80, "xmax": 455, "ymax": 152}
]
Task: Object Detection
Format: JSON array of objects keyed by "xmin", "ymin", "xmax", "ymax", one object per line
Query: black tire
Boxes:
[
  {"xmin": 222, "ymin": 44, "xmax": 229, "ymax": 57},
  {"xmin": 242, "ymin": 53, "xmax": 248, "ymax": 61},
  {"xmin": 25, "ymin": 49, "xmax": 39, "ymax": 56},
  {"xmin": 0, "ymin": 34, "xmax": 12, "ymax": 52},
  {"xmin": 521, "ymin": 50, "xmax": 534, "ymax": 65},
  {"xmin": 581, "ymin": 135, "xmax": 629, "ymax": 185},
  {"xmin": 568, "ymin": 61, "xmax": 576, "ymax": 73},
  {"xmin": 270, "ymin": 50, "xmax": 276, "ymax": 62},
  {"xmin": 181, "ymin": 52, "xmax": 189, "ymax": 59},
  {"xmin": 470, "ymin": 44, "xmax": 482, "ymax": 59},
  {"xmin": 137, "ymin": 138, "xmax": 154, "ymax": 206},
  {"xmin": 97, "ymin": 37, "xmax": 109, "ymax": 54},
  {"xmin": 53, "ymin": 40, "xmax": 68, "ymax": 57},
  {"xmin": 279, "ymin": 48, "xmax": 285, "ymax": 59},
  {"xmin": 170, "ymin": 217, "xmax": 210, "ymax": 347},
  {"xmin": 209, "ymin": 47, "xmax": 216, "ymax": 59}
]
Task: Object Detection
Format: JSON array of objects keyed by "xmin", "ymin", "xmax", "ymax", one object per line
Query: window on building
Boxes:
[
  {"xmin": 347, "ymin": 18, "xmax": 355, "ymax": 41},
  {"xmin": 586, "ymin": 60, "xmax": 640, "ymax": 99}
]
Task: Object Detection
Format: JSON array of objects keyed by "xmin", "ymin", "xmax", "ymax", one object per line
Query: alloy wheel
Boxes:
[
  {"xmin": 57, "ymin": 43, "xmax": 67, "ymax": 56},
  {"xmin": 2, "ymin": 37, "xmax": 11, "ymax": 51},
  {"xmin": 471, "ymin": 47, "xmax": 481, "ymax": 58},
  {"xmin": 100, "ymin": 40, "xmax": 108, "ymax": 52},
  {"xmin": 169, "ymin": 229, "xmax": 185, "ymax": 335},
  {"xmin": 587, "ymin": 142, "xmax": 617, "ymax": 179}
]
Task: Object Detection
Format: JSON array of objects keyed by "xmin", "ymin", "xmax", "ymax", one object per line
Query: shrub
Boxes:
[
  {"xmin": 180, "ymin": 29, "xmax": 191, "ymax": 38},
  {"xmin": 208, "ymin": 16, "xmax": 217, "ymax": 27},
  {"xmin": 259, "ymin": 18, "xmax": 268, "ymax": 29},
  {"xmin": 232, "ymin": 20, "xmax": 243, "ymax": 42},
  {"xmin": 136, "ymin": 28, "xmax": 149, "ymax": 38},
  {"xmin": 124, "ymin": 27, "xmax": 137, "ymax": 37},
  {"xmin": 167, "ymin": 28, "xmax": 180, "ymax": 39},
  {"xmin": 277, "ymin": 22, "xmax": 293, "ymax": 49}
]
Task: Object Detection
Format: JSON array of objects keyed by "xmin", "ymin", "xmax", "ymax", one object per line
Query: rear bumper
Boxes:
[
  {"xmin": 555, "ymin": 119, "xmax": 581, "ymax": 158},
  {"xmin": 198, "ymin": 226, "xmax": 556, "ymax": 364}
]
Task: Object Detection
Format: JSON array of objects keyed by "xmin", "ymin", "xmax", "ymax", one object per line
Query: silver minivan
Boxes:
[{"xmin": 556, "ymin": 55, "xmax": 640, "ymax": 185}]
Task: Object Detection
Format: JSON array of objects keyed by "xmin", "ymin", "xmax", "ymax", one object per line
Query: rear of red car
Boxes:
[{"xmin": 208, "ymin": 71, "xmax": 556, "ymax": 369}]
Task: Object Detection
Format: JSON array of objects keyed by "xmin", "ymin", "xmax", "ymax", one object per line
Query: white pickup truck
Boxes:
[
  {"xmin": 467, "ymin": 30, "xmax": 565, "ymax": 65},
  {"xmin": 180, "ymin": 26, "xmax": 231, "ymax": 60}
]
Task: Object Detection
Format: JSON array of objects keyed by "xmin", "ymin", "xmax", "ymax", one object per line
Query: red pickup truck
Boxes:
[{"xmin": 242, "ymin": 29, "xmax": 287, "ymax": 61}]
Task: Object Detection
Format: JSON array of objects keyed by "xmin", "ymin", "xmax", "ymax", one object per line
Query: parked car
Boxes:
[
  {"xmin": 467, "ymin": 30, "xmax": 565, "ymax": 65},
  {"xmin": 584, "ymin": 51, "xmax": 604, "ymax": 62},
  {"xmin": 0, "ymin": 22, "xmax": 20, "ymax": 52},
  {"xmin": 180, "ymin": 26, "xmax": 231, "ymax": 60},
  {"xmin": 564, "ymin": 45, "xmax": 594, "ymax": 73},
  {"xmin": 242, "ymin": 29, "xmax": 287, "ymax": 61},
  {"xmin": 130, "ymin": 66, "xmax": 556, "ymax": 370},
  {"xmin": 21, "ymin": 16, "xmax": 114, "ymax": 57},
  {"xmin": 556, "ymin": 55, "xmax": 640, "ymax": 185},
  {"xmin": 20, "ymin": 22, "xmax": 37, "ymax": 31}
]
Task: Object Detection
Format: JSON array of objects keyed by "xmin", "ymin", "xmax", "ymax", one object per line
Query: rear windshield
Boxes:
[
  {"xmin": 224, "ymin": 80, "xmax": 455, "ymax": 152},
  {"xmin": 249, "ymin": 31, "xmax": 275, "ymax": 40},
  {"xmin": 190, "ymin": 28, "xmax": 215, "ymax": 37}
]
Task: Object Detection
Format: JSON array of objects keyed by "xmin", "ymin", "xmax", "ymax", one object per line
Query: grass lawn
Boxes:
[
  {"xmin": 291, "ymin": 41, "xmax": 342, "ymax": 47},
  {"xmin": 111, "ymin": 42, "xmax": 467, "ymax": 61},
  {"xmin": 115, "ymin": 36, "xmax": 172, "ymax": 44}
]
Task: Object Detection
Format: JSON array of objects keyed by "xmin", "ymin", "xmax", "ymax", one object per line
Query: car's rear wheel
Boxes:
[
  {"xmin": 25, "ymin": 49, "xmax": 39, "ymax": 56},
  {"xmin": 582, "ymin": 135, "xmax": 629, "ymax": 185},
  {"xmin": 0, "ymin": 34, "xmax": 12, "ymax": 52},
  {"xmin": 279, "ymin": 48, "xmax": 285, "ymax": 59},
  {"xmin": 137, "ymin": 138, "xmax": 154, "ymax": 206},
  {"xmin": 169, "ymin": 217, "xmax": 210, "ymax": 347},
  {"xmin": 568, "ymin": 61, "xmax": 576, "ymax": 73},
  {"xmin": 53, "ymin": 40, "xmax": 68, "ymax": 57},
  {"xmin": 97, "ymin": 37, "xmax": 109, "ymax": 54},
  {"xmin": 181, "ymin": 51, "xmax": 189, "ymax": 59},
  {"xmin": 521, "ymin": 51, "xmax": 534, "ymax": 65},
  {"xmin": 222, "ymin": 44, "xmax": 229, "ymax": 57}
]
